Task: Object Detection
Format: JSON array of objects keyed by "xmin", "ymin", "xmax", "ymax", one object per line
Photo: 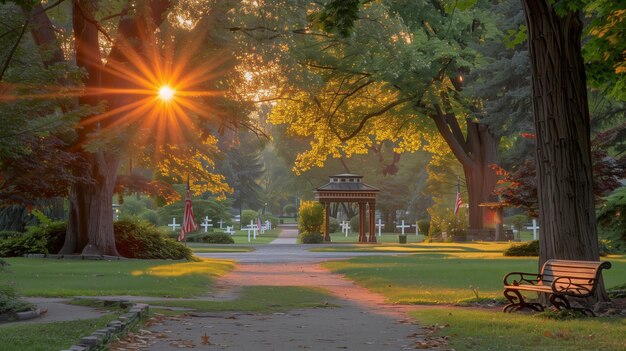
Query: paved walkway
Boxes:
[{"xmin": 268, "ymin": 224, "xmax": 298, "ymax": 244}]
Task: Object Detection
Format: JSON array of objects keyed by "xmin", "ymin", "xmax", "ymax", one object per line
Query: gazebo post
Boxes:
[
  {"xmin": 358, "ymin": 202, "xmax": 366, "ymax": 242},
  {"xmin": 368, "ymin": 202, "xmax": 376, "ymax": 243},
  {"xmin": 324, "ymin": 201, "xmax": 331, "ymax": 242}
]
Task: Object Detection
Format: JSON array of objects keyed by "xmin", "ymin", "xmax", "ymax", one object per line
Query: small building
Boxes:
[{"xmin": 315, "ymin": 174, "xmax": 379, "ymax": 242}]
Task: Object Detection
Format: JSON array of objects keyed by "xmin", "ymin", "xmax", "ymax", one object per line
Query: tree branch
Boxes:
[{"xmin": 431, "ymin": 105, "xmax": 473, "ymax": 166}]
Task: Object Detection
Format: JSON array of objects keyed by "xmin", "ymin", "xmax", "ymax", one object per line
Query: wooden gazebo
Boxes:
[{"xmin": 315, "ymin": 174, "xmax": 379, "ymax": 242}]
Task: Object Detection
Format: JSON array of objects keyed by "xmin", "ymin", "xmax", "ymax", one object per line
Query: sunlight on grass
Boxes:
[
  {"xmin": 130, "ymin": 258, "xmax": 235, "ymax": 277},
  {"xmin": 323, "ymin": 251, "xmax": 626, "ymax": 304},
  {"xmin": 2, "ymin": 258, "xmax": 235, "ymax": 297},
  {"xmin": 411, "ymin": 308, "xmax": 626, "ymax": 351}
]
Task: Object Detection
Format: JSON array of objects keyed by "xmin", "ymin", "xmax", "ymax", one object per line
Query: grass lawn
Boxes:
[
  {"xmin": 147, "ymin": 286, "xmax": 335, "ymax": 313},
  {"xmin": 322, "ymin": 245, "xmax": 626, "ymax": 304},
  {"xmin": 0, "ymin": 314, "xmax": 118, "ymax": 351},
  {"xmin": 327, "ymin": 232, "xmax": 426, "ymax": 243},
  {"xmin": 0, "ymin": 257, "xmax": 234, "ymax": 297},
  {"xmin": 312, "ymin": 241, "xmax": 512, "ymax": 253},
  {"xmin": 187, "ymin": 243, "xmax": 255, "ymax": 253},
  {"xmin": 411, "ymin": 308, "xmax": 626, "ymax": 351}
]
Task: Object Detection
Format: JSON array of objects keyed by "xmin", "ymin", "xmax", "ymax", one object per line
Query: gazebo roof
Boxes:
[{"xmin": 316, "ymin": 174, "xmax": 379, "ymax": 192}]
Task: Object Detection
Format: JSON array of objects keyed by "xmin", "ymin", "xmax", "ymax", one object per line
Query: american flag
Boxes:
[
  {"xmin": 179, "ymin": 180, "xmax": 198, "ymax": 242},
  {"xmin": 454, "ymin": 176, "xmax": 462, "ymax": 216},
  {"xmin": 257, "ymin": 217, "xmax": 262, "ymax": 234}
]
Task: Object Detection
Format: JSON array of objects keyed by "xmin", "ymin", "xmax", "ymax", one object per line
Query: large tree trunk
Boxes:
[
  {"xmin": 432, "ymin": 111, "xmax": 500, "ymax": 230},
  {"xmin": 522, "ymin": 1, "xmax": 606, "ymax": 300},
  {"xmin": 60, "ymin": 152, "xmax": 120, "ymax": 256}
]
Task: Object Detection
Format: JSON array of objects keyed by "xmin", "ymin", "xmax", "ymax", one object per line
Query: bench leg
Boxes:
[
  {"xmin": 549, "ymin": 294, "xmax": 595, "ymax": 317},
  {"xmin": 503, "ymin": 289, "xmax": 544, "ymax": 313}
]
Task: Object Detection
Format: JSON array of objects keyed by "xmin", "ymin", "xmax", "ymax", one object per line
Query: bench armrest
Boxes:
[
  {"xmin": 551, "ymin": 276, "xmax": 595, "ymax": 297},
  {"xmin": 503, "ymin": 272, "xmax": 541, "ymax": 286}
]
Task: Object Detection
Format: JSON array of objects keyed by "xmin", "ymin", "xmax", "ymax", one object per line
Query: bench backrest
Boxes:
[{"xmin": 540, "ymin": 259, "xmax": 611, "ymax": 296}]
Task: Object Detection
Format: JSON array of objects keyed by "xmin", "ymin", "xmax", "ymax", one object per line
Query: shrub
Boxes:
[
  {"xmin": 283, "ymin": 204, "xmax": 297, "ymax": 217},
  {"xmin": 0, "ymin": 219, "xmax": 193, "ymax": 260},
  {"xmin": 0, "ymin": 231, "xmax": 21, "ymax": 240},
  {"xmin": 241, "ymin": 209, "xmax": 259, "ymax": 227},
  {"xmin": 350, "ymin": 216, "xmax": 360, "ymax": 233},
  {"xmin": 596, "ymin": 187, "xmax": 626, "ymax": 252},
  {"xmin": 0, "ymin": 221, "xmax": 66, "ymax": 257},
  {"xmin": 0, "ymin": 285, "xmax": 33, "ymax": 315},
  {"xmin": 328, "ymin": 217, "xmax": 340, "ymax": 233},
  {"xmin": 114, "ymin": 220, "xmax": 193, "ymax": 260},
  {"xmin": 199, "ymin": 233, "xmax": 235, "ymax": 244},
  {"xmin": 299, "ymin": 232, "xmax": 323, "ymax": 244},
  {"xmin": 139, "ymin": 210, "xmax": 159, "ymax": 225},
  {"xmin": 504, "ymin": 240, "xmax": 539, "ymax": 256},
  {"xmin": 298, "ymin": 201, "xmax": 324, "ymax": 233},
  {"xmin": 417, "ymin": 220, "xmax": 430, "ymax": 235},
  {"xmin": 262, "ymin": 215, "xmax": 279, "ymax": 228}
]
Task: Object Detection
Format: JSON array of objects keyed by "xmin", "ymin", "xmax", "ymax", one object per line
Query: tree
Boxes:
[
  {"xmin": 234, "ymin": 0, "xmax": 501, "ymax": 229},
  {"xmin": 3, "ymin": 1, "xmax": 244, "ymax": 256}
]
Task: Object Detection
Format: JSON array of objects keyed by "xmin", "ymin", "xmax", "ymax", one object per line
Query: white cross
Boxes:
[
  {"xmin": 201, "ymin": 216, "xmax": 212, "ymax": 232},
  {"xmin": 396, "ymin": 220, "xmax": 410, "ymax": 235},
  {"xmin": 415, "ymin": 221, "xmax": 419, "ymax": 236},
  {"xmin": 168, "ymin": 218, "xmax": 181, "ymax": 231},
  {"xmin": 218, "ymin": 219, "xmax": 225, "ymax": 229},
  {"xmin": 225, "ymin": 226, "xmax": 234, "ymax": 235},
  {"xmin": 526, "ymin": 219, "xmax": 539, "ymax": 240},
  {"xmin": 341, "ymin": 221, "xmax": 351, "ymax": 237},
  {"xmin": 265, "ymin": 220, "xmax": 272, "ymax": 230},
  {"xmin": 376, "ymin": 219, "xmax": 384, "ymax": 237}
]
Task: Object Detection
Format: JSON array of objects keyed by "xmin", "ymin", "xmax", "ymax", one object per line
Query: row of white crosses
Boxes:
[
  {"xmin": 396, "ymin": 220, "xmax": 420, "ymax": 236},
  {"xmin": 169, "ymin": 217, "xmax": 228, "ymax": 232}
]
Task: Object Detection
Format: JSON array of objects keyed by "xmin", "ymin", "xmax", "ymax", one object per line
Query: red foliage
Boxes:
[
  {"xmin": 493, "ymin": 145, "xmax": 626, "ymax": 216},
  {"xmin": 0, "ymin": 136, "xmax": 90, "ymax": 206}
]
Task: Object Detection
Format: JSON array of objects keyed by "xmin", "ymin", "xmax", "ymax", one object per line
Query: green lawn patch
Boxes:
[
  {"xmin": 327, "ymin": 232, "xmax": 426, "ymax": 244},
  {"xmin": 0, "ymin": 257, "xmax": 234, "ymax": 297},
  {"xmin": 148, "ymin": 286, "xmax": 335, "ymax": 313},
  {"xmin": 311, "ymin": 241, "xmax": 512, "ymax": 253},
  {"xmin": 322, "ymin": 249, "xmax": 626, "ymax": 304},
  {"xmin": 187, "ymin": 243, "xmax": 255, "ymax": 253},
  {"xmin": 411, "ymin": 307, "xmax": 626, "ymax": 351},
  {"xmin": 0, "ymin": 314, "xmax": 118, "ymax": 351}
]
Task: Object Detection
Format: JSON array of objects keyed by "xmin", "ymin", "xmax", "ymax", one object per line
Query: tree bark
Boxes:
[
  {"xmin": 431, "ymin": 112, "xmax": 500, "ymax": 229},
  {"xmin": 522, "ymin": 1, "xmax": 606, "ymax": 300},
  {"xmin": 60, "ymin": 0, "xmax": 170, "ymax": 256}
]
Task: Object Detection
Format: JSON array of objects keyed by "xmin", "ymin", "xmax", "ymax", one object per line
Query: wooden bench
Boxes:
[{"xmin": 503, "ymin": 259, "xmax": 611, "ymax": 315}]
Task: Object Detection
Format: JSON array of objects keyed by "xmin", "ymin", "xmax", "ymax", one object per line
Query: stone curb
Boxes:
[{"xmin": 60, "ymin": 301, "xmax": 149, "ymax": 351}]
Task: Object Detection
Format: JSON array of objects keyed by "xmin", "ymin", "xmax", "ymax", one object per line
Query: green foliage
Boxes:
[
  {"xmin": 311, "ymin": 0, "xmax": 361, "ymax": 37},
  {"xmin": 538, "ymin": 307, "xmax": 589, "ymax": 320},
  {"xmin": 417, "ymin": 220, "xmax": 430, "ymax": 235},
  {"xmin": 429, "ymin": 210, "xmax": 467, "ymax": 241},
  {"xmin": 0, "ymin": 221, "xmax": 66, "ymax": 257},
  {"xmin": 241, "ymin": 209, "xmax": 259, "ymax": 227},
  {"xmin": 503, "ymin": 240, "xmax": 539, "ymax": 256},
  {"xmin": 0, "ymin": 231, "xmax": 20, "ymax": 240},
  {"xmin": 113, "ymin": 220, "xmax": 192, "ymax": 260},
  {"xmin": 510, "ymin": 215, "xmax": 527, "ymax": 233},
  {"xmin": 298, "ymin": 201, "xmax": 324, "ymax": 234},
  {"xmin": 298, "ymin": 231, "xmax": 323, "ymax": 244},
  {"xmin": 198, "ymin": 233, "xmax": 235, "ymax": 244},
  {"xmin": 328, "ymin": 217, "xmax": 340, "ymax": 233},
  {"xmin": 597, "ymin": 187, "xmax": 626, "ymax": 252},
  {"xmin": 0, "ymin": 285, "xmax": 33, "ymax": 315},
  {"xmin": 283, "ymin": 204, "xmax": 297, "ymax": 216},
  {"xmin": 139, "ymin": 209, "xmax": 159, "ymax": 225}
]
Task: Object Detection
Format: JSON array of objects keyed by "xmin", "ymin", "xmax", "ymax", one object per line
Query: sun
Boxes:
[{"xmin": 158, "ymin": 85, "xmax": 175, "ymax": 101}]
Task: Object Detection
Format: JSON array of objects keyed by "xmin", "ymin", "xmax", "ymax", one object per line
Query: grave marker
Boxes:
[
  {"xmin": 168, "ymin": 218, "xmax": 181, "ymax": 231},
  {"xmin": 201, "ymin": 216, "xmax": 212, "ymax": 232},
  {"xmin": 376, "ymin": 219, "xmax": 384, "ymax": 237},
  {"xmin": 526, "ymin": 219, "xmax": 539, "ymax": 240},
  {"xmin": 396, "ymin": 220, "xmax": 410, "ymax": 235}
]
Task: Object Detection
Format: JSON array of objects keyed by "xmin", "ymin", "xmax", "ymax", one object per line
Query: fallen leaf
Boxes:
[{"xmin": 201, "ymin": 333, "xmax": 211, "ymax": 345}]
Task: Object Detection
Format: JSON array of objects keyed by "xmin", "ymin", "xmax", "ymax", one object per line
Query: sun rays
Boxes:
[{"xmin": 0, "ymin": 27, "xmax": 231, "ymax": 151}]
